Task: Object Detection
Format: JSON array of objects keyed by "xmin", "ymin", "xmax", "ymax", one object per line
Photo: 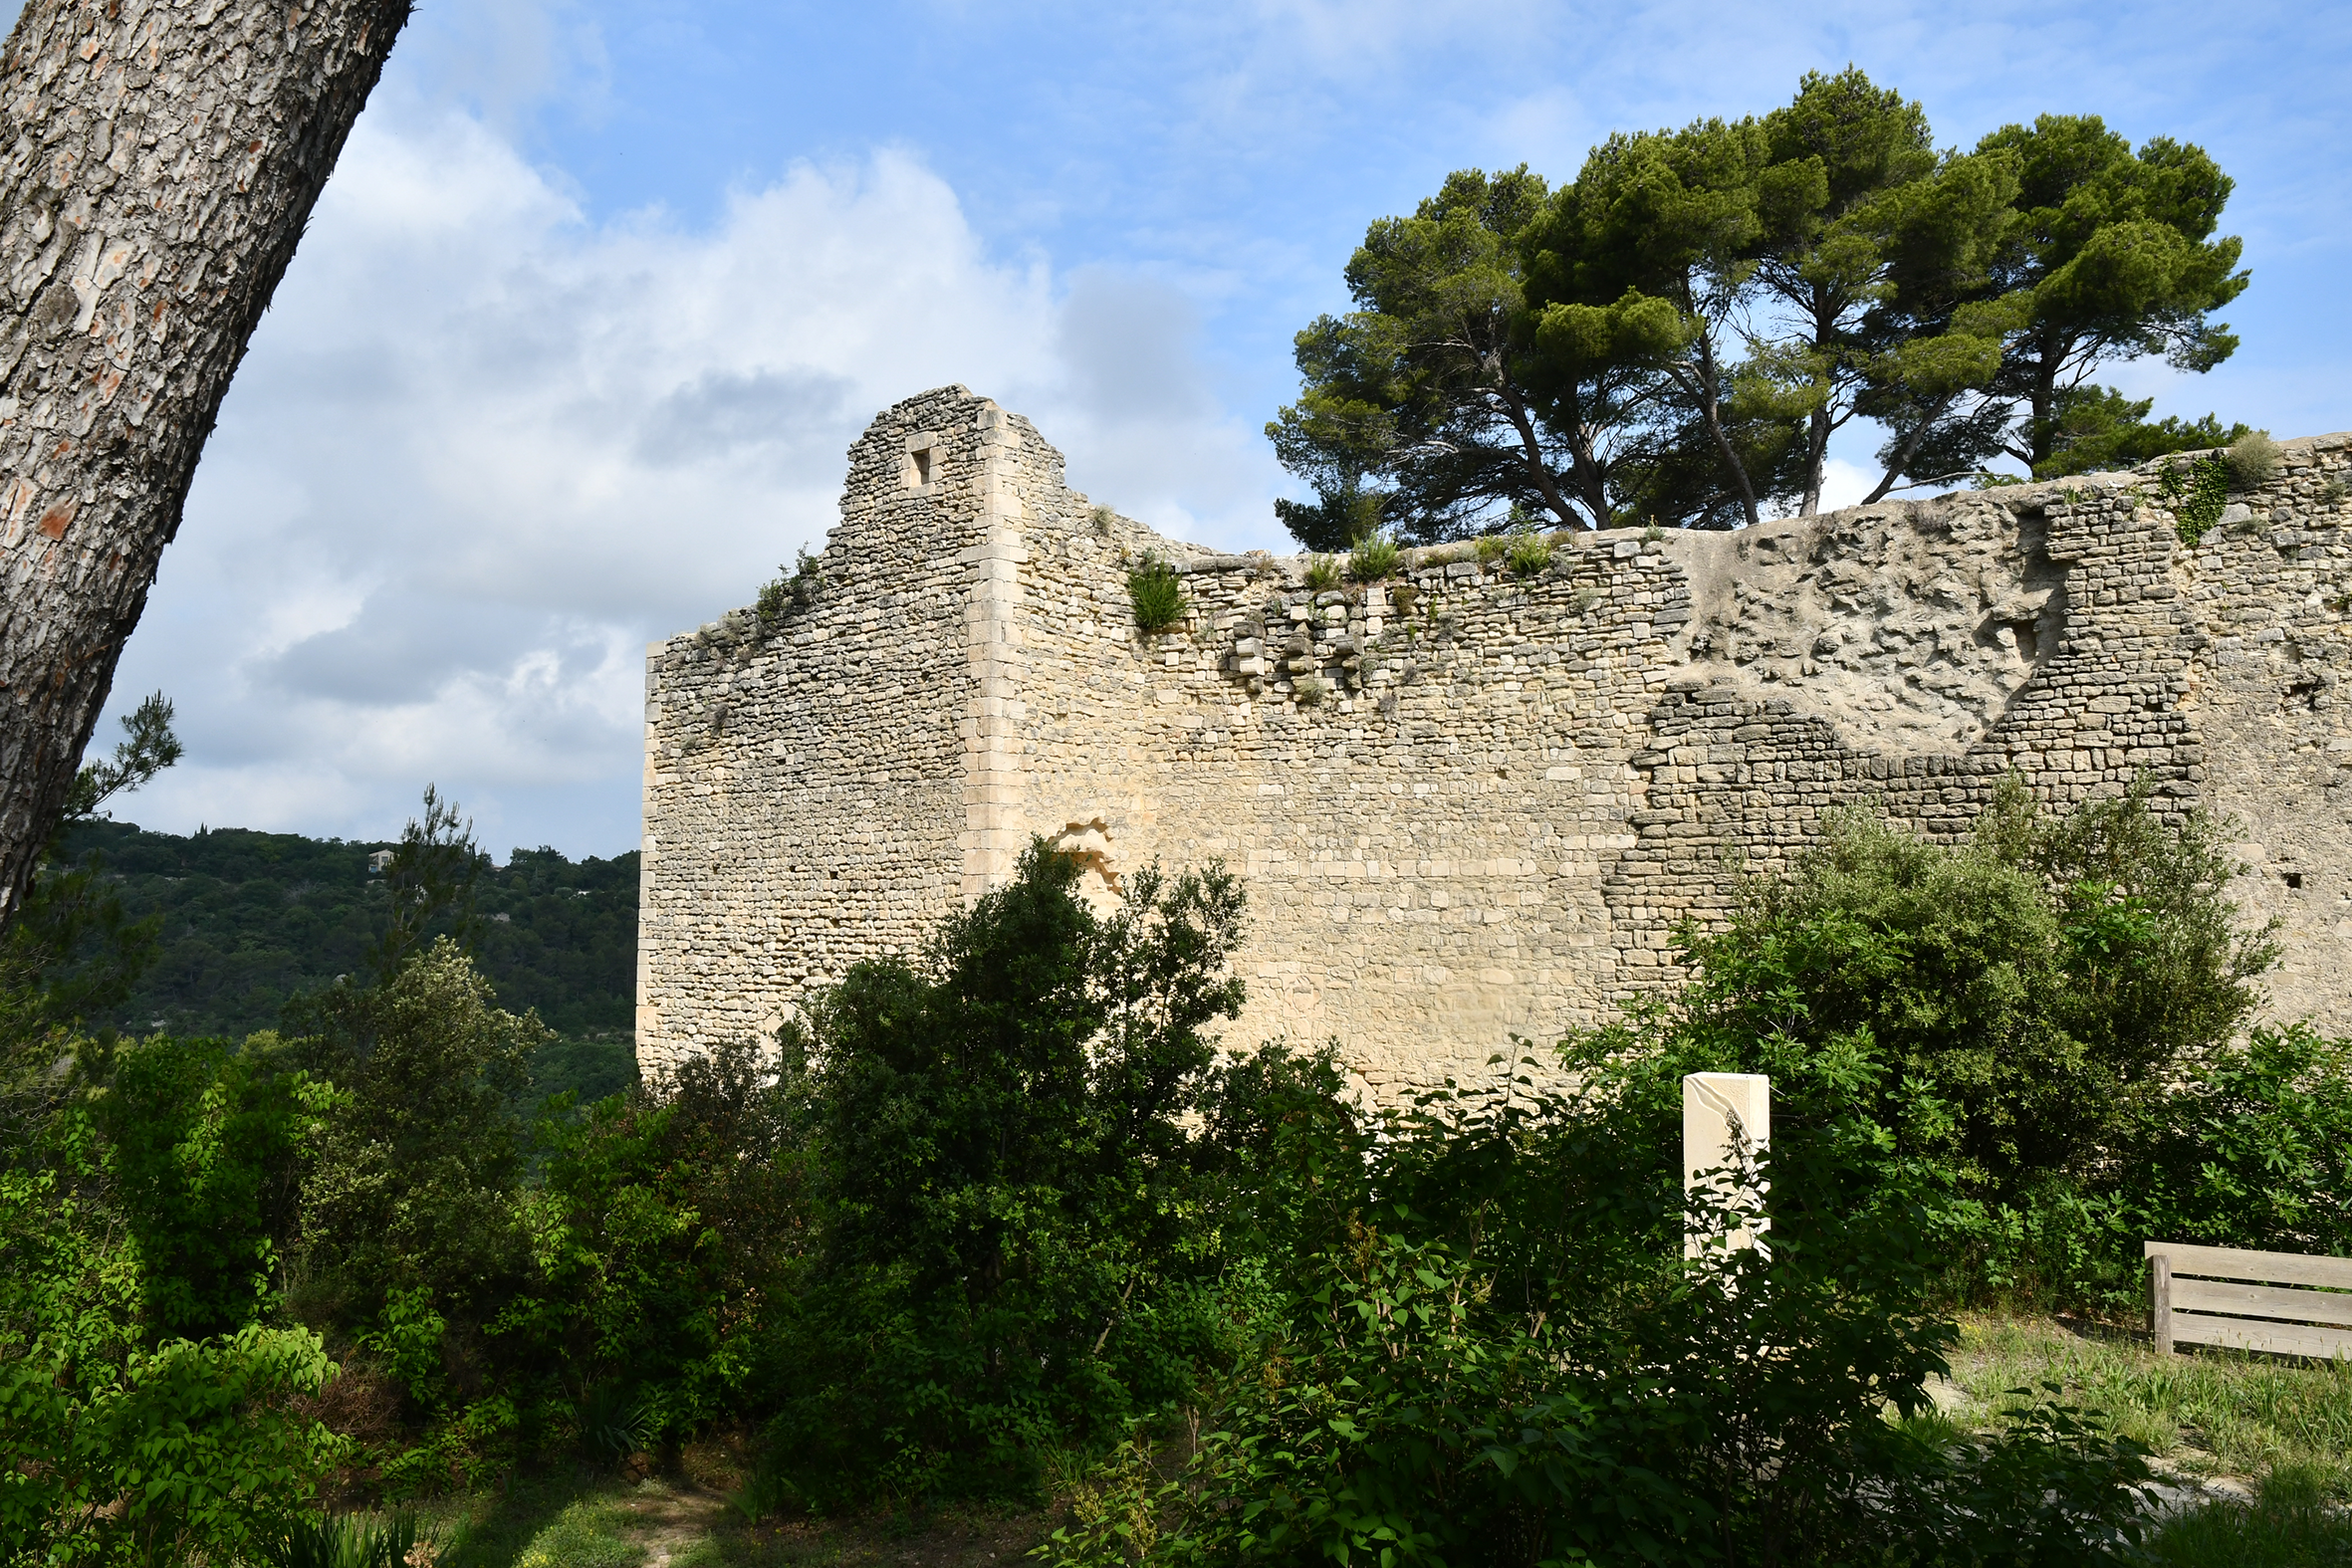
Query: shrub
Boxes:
[
  {"xmin": 1507, "ymin": 530, "xmax": 1553, "ymax": 576},
  {"xmin": 1049, "ymin": 1050, "xmax": 2158, "ymax": 1567},
  {"xmin": 99, "ymin": 1036, "xmax": 336, "ymax": 1340},
  {"xmin": 1300, "ymin": 555, "xmax": 1342, "ymax": 591},
  {"xmin": 261, "ymin": 1508, "xmax": 426, "ymax": 1568},
  {"xmin": 501, "ymin": 1037, "xmax": 813, "ymax": 1443},
  {"xmin": 1473, "ymin": 534, "xmax": 1507, "ymax": 567},
  {"xmin": 1293, "ymin": 674, "xmax": 1330, "ymax": 706},
  {"xmin": 288, "ymin": 940, "xmax": 547, "ymax": 1349},
  {"xmin": 1126, "ymin": 556, "xmax": 1186, "ymax": 633},
  {"xmin": 756, "ymin": 549, "xmax": 824, "ymax": 623},
  {"xmin": 763, "ymin": 842, "xmax": 1253, "ymax": 1506},
  {"xmin": 2225, "ymin": 429, "xmax": 2282, "ymax": 490},
  {"xmin": 1347, "ymin": 536, "xmax": 1400, "ymax": 582}
]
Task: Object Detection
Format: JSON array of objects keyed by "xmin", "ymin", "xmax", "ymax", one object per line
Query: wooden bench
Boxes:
[{"xmin": 2146, "ymin": 1240, "xmax": 2352, "ymax": 1360}]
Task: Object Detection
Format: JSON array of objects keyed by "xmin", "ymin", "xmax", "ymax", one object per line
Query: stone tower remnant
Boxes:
[{"xmin": 637, "ymin": 385, "xmax": 2352, "ymax": 1096}]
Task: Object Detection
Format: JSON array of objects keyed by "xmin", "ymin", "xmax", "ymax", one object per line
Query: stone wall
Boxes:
[{"xmin": 637, "ymin": 386, "xmax": 2352, "ymax": 1093}]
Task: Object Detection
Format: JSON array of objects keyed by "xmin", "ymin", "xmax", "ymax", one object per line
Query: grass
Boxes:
[
  {"xmin": 2142, "ymin": 1465, "xmax": 2352, "ymax": 1566},
  {"xmin": 402, "ymin": 1461, "xmax": 1050, "ymax": 1568},
  {"xmin": 1946, "ymin": 1314, "xmax": 2352, "ymax": 1496},
  {"xmin": 1938, "ymin": 1316, "xmax": 2352, "ymax": 1564},
  {"xmin": 385, "ymin": 1321, "xmax": 2352, "ymax": 1566}
]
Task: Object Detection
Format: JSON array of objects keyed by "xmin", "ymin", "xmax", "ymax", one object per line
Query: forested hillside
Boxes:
[{"xmin": 49, "ymin": 821, "xmax": 637, "ymax": 1100}]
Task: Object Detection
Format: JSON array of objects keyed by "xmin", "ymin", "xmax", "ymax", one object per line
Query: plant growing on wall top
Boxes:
[
  {"xmin": 757, "ymin": 549, "xmax": 825, "ymax": 622},
  {"xmin": 1128, "ymin": 555, "xmax": 1187, "ymax": 633},
  {"xmin": 1507, "ymin": 529, "xmax": 1553, "ymax": 577},
  {"xmin": 2226, "ymin": 430, "xmax": 2281, "ymax": 490},
  {"xmin": 1348, "ymin": 536, "xmax": 1401, "ymax": 582},
  {"xmin": 1301, "ymin": 556, "xmax": 1343, "ymax": 591}
]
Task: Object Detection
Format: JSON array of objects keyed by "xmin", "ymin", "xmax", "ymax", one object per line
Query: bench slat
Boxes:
[
  {"xmin": 2144, "ymin": 1241, "xmax": 2352, "ymax": 1291},
  {"xmin": 2173, "ymin": 1276, "xmax": 2352, "ymax": 1328},
  {"xmin": 2169, "ymin": 1311, "xmax": 2352, "ymax": 1361}
]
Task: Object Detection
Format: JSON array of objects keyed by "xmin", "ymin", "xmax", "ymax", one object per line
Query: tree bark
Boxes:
[{"xmin": 0, "ymin": 0, "xmax": 409, "ymax": 929}]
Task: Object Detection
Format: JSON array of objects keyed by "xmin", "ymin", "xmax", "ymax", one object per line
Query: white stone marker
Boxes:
[{"xmin": 1683, "ymin": 1072, "xmax": 1770, "ymax": 1259}]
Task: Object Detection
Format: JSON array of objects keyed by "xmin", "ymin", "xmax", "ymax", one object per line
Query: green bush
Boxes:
[
  {"xmin": 499, "ymin": 1037, "xmax": 812, "ymax": 1445},
  {"xmin": 1125, "ymin": 556, "xmax": 1186, "ymax": 632},
  {"xmin": 1050, "ymin": 1046, "xmax": 2158, "ymax": 1566},
  {"xmin": 97, "ymin": 1036, "xmax": 335, "ymax": 1340},
  {"xmin": 761, "ymin": 842, "xmax": 1255, "ymax": 1506},
  {"xmin": 288, "ymin": 939, "xmax": 548, "ymax": 1386},
  {"xmin": 1300, "ymin": 555, "xmax": 1341, "ymax": 591},
  {"xmin": 1507, "ymin": 529, "xmax": 1554, "ymax": 576},
  {"xmin": 1669, "ymin": 782, "xmax": 2269, "ymax": 1209},
  {"xmin": 1347, "ymin": 536, "xmax": 1400, "ymax": 582},
  {"xmin": 2225, "ymin": 429, "xmax": 2282, "ymax": 491}
]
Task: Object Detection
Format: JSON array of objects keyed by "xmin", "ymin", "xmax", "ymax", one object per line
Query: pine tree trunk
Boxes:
[{"xmin": 0, "ymin": 0, "xmax": 409, "ymax": 928}]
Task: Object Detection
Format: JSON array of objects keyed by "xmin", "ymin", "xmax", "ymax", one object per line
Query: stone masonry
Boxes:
[{"xmin": 636, "ymin": 385, "xmax": 2352, "ymax": 1096}]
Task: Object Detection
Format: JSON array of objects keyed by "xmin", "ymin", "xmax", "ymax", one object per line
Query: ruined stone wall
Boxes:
[{"xmin": 638, "ymin": 385, "xmax": 2352, "ymax": 1092}]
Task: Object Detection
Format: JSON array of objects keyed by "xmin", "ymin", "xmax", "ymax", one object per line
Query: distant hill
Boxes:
[{"xmin": 51, "ymin": 820, "xmax": 641, "ymax": 1104}]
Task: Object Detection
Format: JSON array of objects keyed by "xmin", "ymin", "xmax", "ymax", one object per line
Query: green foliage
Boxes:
[
  {"xmin": 97, "ymin": 1036, "xmax": 335, "ymax": 1341},
  {"xmin": 497, "ymin": 1039, "xmax": 812, "ymax": 1446},
  {"xmin": 1267, "ymin": 166, "xmax": 1584, "ymax": 547},
  {"xmin": 1299, "ymin": 555, "xmax": 1342, "ymax": 591},
  {"xmin": 755, "ymin": 549, "xmax": 824, "ymax": 624},
  {"xmin": 1050, "ymin": 1052, "xmax": 2158, "ymax": 1567},
  {"xmin": 1968, "ymin": 116, "xmax": 2245, "ymax": 473},
  {"xmin": 1125, "ymin": 556, "xmax": 1186, "ymax": 633},
  {"xmin": 2030, "ymin": 384, "xmax": 2247, "ymax": 479},
  {"xmin": 1274, "ymin": 76, "xmax": 2247, "ymax": 536},
  {"xmin": 0, "ymin": 1087, "xmax": 345, "ymax": 1563},
  {"xmin": 262, "ymin": 1508, "xmax": 426, "ymax": 1568},
  {"xmin": 0, "ymin": 1324, "xmax": 348, "ymax": 1566},
  {"xmin": 61, "ymin": 693, "xmax": 183, "ymax": 825},
  {"xmin": 1505, "ymin": 528, "xmax": 1552, "ymax": 576},
  {"xmin": 1345, "ymin": 535, "xmax": 1399, "ymax": 582},
  {"xmin": 371, "ymin": 786, "xmax": 486, "ymax": 982},
  {"xmin": 41, "ymin": 818, "xmax": 638, "ymax": 1043},
  {"xmin": 764, "ymin": 842, "xmax": 1251, "ymax": 1507},
  {"xmin": 292, "ymin": 938, "xmax": 547, "ymax": 1340},
  {"xmin": 1660, "ymin": 783, "xmax": 2267, "ymax": 1211},
  {"xmin": 1984, "ymin": 1023, "xmax": 2352, "ymax": 1312},
  {"xmin": 2225, "ymin": 429, "xmax": 2282, "ymax": 490},
  {"xmin": 2159, "ymin": 452, "xmax": 2234, "ymax": 545}
]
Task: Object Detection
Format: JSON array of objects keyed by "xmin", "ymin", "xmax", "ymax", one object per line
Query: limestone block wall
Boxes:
[{"xmin": 638, "ymin": 385, "xmax": 2352, "ymax": 1092}]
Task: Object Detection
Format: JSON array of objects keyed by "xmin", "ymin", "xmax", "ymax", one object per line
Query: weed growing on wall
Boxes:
[
  {"xmin": 1508, "ymin": 529, "xmax": 1554, "ymax": 576},
  {"xmin": 1125, "ymin": 556, "xmax": 1186, "ymax": 632},
  {"xmin": 1346, "ymin": 536, "xmax": 1399, "ymax": 582},
  {"xmin": 1300, "ymin": 555, "xmax": 1342, "ymax": 591},
  {"xmin": 2225, "ymin": 430, "xmax": 2282, "ymax": 490},
  {"xmin": 2159, "ymin": 454, "xmax": 2233, "ymax": 545},
  {"xmin": 756, "ymin": 549, "xmax": 824, "ymax": 623}
]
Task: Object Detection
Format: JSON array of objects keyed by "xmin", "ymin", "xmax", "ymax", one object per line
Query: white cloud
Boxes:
[{"xmin": 102, "ymin": 107, "xmax": 1287, "ymax": 856}]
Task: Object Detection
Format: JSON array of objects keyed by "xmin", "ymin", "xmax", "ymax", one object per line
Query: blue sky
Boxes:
[{"xmin": 86, "ymin": 0, "xmax": 2352, "ymax": 857}]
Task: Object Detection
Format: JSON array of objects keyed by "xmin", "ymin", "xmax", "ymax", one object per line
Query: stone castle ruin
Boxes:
[{"xmin": 635, "ymin": 385, "xmax": 2352, "ymax": 1095}]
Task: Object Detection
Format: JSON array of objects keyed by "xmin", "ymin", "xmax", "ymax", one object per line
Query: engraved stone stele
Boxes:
[
  {"xmin": 1684, "ymin": 1072, "xmax": 1770, "ymax": 1258},
  {"xmin": 636, "ymin": 385, "xmax": 2352, "ymax": 1100}
]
